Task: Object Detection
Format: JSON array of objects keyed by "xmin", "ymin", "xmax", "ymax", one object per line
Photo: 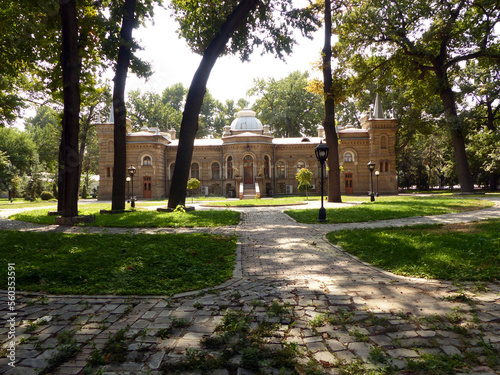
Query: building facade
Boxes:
[{"xmin": 97, "ymin": 96, "xmax": 398, "ymax": 200}]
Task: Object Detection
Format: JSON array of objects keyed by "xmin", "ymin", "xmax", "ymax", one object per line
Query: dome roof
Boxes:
[{"xmin": 230, "ymin": 109, "xmax": 263, "ymax": 131}]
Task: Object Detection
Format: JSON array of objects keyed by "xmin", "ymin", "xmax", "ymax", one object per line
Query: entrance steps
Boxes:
[{"xmin": 242, "ymin": 186, "xmax": 256, "ymax": 199}]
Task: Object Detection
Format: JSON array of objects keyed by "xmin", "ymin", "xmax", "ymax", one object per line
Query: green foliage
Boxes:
[
  {"xmin": 406, "ymin": 354, "xmax": 467, "ymax": 374},
  {"xmin": 170, "ymin": 0, "xmax": 319, "ymax": 61},
  {"xmin": 0, "ymin": 231, "xmax": 237, "ymax": 295},
  {"xmin": 127, "ymin": 85, "xmax": 242, "ymax": 137},
  {"xmin": 40, "ymin": 191, "xmax": 54, "ymax": 201},
  {"xmin": 40, "ymin": 330, "xmax": 79, "ymax": 374},
  {"xmin": 24, "ymin": 106, "xmax": 61, "ymax": 173},
  {"xmin": 296, "ymin": 167, "xmax": 313, "ymax": 199},
  {"xmin": 335, "ymin": 0, "xmax": 500, "ymax": 191},
  {"xmin": 0, "ymin": 127, "xmax": 37, "ymax": 175},
  {"xmin": 249, "ymin": 71, "xmax": 324, "ymax": 137},
  {"xmin": 187, "ymin": 178, "xmax": 201, "ymax": 190},
  {"xmin": 327, "ymin": 219, "xmax": 500, "ymax": 282},
  {"xmin": 0, "ymin": 150, "xmax": 13, "ymax": 192}
]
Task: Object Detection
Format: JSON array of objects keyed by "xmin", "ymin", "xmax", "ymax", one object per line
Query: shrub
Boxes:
[
  {"xmin": 81, "ymin": 185, "xmax": 88, "ymax": 199},
  {"xmin": 40, "ymin": 191, "xmax": 55, "ymax": 201}
]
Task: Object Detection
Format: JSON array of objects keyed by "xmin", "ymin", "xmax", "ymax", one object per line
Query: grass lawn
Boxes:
[
  {"xmin": 0, "ymin": 231, "xmax": 237, "ymax": 295},
  {"xmin": 327, "ymin": 219, "xmax": 500, "ymax": 282},
  {"xmin": 10, "ymin": 206, "xmax": 241, "ymax": 228},
  {"xmin": 0, "ymin": 199, "xmax": 58, "ymax": 209},
  {"xmin": 205, "ymin": 195, "xmax": 363, "ymax": 206},
  {"xmin": 285, "ymin": 196, "xmax": 493, "ymax": 224}
]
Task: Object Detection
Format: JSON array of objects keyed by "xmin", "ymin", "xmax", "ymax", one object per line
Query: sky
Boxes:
[{"xmin": 125, "ymin": 5, "xmax": 325, "ymax": 105}]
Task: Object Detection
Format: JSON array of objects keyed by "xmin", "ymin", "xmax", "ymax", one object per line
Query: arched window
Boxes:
[
  {"xmin": 191, "ymin": 163, "xmax": 199, "ymax": 179},
  {"xmin": 227, "ymin": 156, "xmax": 233, "ymax": 179},
  {"xmin": 107, "ymin": 140, "xmax": 114, "ymax": 153},
  {"xmin": 264, "ymin": 155, "xmax": 270, "ymax": 178},
  {"xmin": 169, "ymin": 163, "xmax": 175, "ymax": 179},
  {"xmin": 380, "ymin": 135, "xmax": 388, "ymax": 149},
  {"xmin": 344, "ymin": 152, "xmax": 353, "ymax": 162},
  {"xmin": 276, "ymin": 161, "xmax": 286, "ymax": 178},
  {"xmin": 211, "ymin": 162, "xmax": 220, "ymax": 180},
  {"xmin": 297, "ymin": 160, "xmax": 306, "ymax": 173},
  {"xmin": 142, "ymin": 155, "xmax": 152, "ymax": 166}
]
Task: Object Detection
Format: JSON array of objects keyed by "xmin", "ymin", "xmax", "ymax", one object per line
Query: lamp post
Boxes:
[
  {"xmin": 126, "ymin": 176, "xmax": 131, "ymax": 203},
  {"xmin": 315, "ymin": 141, "xmax": 329, "ymax": 222},
  {"xmin": 367, "ymin": 161, "xmax": 375, "ymax": 202},
  {"xmin": 128, "ymin": 166, "xmax": 136, "ymax": 208},
  {"xmin": 375, "ymin": 170, "xmax": 380, "ymax": 197}
]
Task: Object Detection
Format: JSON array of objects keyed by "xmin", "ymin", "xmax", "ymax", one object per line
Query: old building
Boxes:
[{"xmin": 96, "ymin": 95, "xmax": 397, "ymax": 200}]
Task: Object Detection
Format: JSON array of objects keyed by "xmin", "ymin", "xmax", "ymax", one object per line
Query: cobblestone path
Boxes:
[{"xmin": 1, "ymin": 199, "xmax": 499, "ymax": 375}]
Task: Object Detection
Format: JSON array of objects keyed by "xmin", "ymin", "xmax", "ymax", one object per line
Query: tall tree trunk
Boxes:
[
  {"xmin": 78, "ymin": 107, "xmax": 94, "ymax": 193},
  {"xmin": 59, "ymin": 0, "xmax": 81, "ymax": 218},
  {"xmin": 439, "ymin": 83, "xmax": 474, "ymax": 193},
  {"xmin": 168, "ymin": 0, "xmax": 258, "ymax": 209},
  {"xmin": 322, "ymin": 0, "xmax": 341, "ymax": 202},
  {"xmin": 489, "ymin": 173, "xmax": 498, "ymax": 191},
  {"xmin": 111, "ymin": 0, "xmax": 136, "ymax": 211}
]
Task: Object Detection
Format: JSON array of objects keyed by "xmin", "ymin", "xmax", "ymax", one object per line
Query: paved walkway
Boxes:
[{"xmin": 1, "ymin": 198, "xmax": 500, "ymax": 374}]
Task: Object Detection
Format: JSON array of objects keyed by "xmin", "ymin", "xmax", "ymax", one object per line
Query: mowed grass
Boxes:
[
  {"xmin": 10, "ymin": 207, "xmax": 240, "ymax": 228},
  {"xmin": 207, "ymin": 196, "xmax": 314, "ymax": 206},
  {"xmin": 285, "ymin": 196, "xmax": 493, "ymax": 224},
  {"xmin": 327, "ymin": 219, "xmax": 500, "ymax": 282},
  {"xmin": 0, "ymin": 231, "xmax": 237, "ymax": 295}
]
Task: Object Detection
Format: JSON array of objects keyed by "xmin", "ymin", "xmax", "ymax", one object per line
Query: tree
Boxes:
[
  {"xmin": 25, "ymin": 106, "xmax": 62, "ymax": 173},
  {"xmin": 0, "ymin": 127, "xmax": 37, "ymax": 175},
  {"xmin": 127, "ymin": 90, "xmax": 167, "ymax": 130},
  {"xmin": 0, "ymin": 151, "xmax": 13, "ymax": 194},
  {"xmin": 0, "ymin": 1, "xmax": 58, "ymax": 125},
  {"xmin": 167, "ymin": 0, "xmax": 319, "ymax": 209},
  {"xmin": 248, "ymin": 71, "xmax": 324, "ymax": 137},
  {"xmin": 336, "ymin": 0, "xmax": 500, "ymax": 193},
  {"xmin": 108, "ymin": 0, "xmax": 159, "ymax": 211},
  {"xmin": 187, "ymin": 177, "xmax": 200, "ymax": 203},
  {"xmin": 58, "ymin": 0, "xmax": 81, "ymax": 218},
  {"xmin": 322, "ymin": 0, "xmax": 342, "ymax": 202},
  {"xmin": 459, "ymin": 61, "xmax": 500, "ymax": 190},
  {"xmin": 296, "ymin": 168, "xmax": 313, "ymax": 200}
]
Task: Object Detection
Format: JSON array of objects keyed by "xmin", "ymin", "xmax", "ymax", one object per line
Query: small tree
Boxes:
[
  {"xmin": 296, "ymin": 168, "xmax": 313, "ymax": 200},
  {"xmin": 187, "ymin": 178, "xmax": 200, "ymax": 203}
]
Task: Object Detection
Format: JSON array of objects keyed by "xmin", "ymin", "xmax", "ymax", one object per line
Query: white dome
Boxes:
[{"xmin": 230, "ymin": 109, "xmax": 263, "ymax": 131}]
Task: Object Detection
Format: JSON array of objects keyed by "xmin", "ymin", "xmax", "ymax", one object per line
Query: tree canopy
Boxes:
[
  {"xmin": 334, "ymin": 0, "xmax": 500, "ymax": 192},
  {"xmin": 249, "ymin": 71, "xmax": 324, "ymax": 137}
]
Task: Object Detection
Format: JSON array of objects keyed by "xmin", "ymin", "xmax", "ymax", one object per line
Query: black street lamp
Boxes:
[
  {"xmin": 126, "ymin": 176, "xmax": 131, "ymax": 203},
  {"xmin": 128, "ymin": 165, "xmax": 136, "ymax": 208},
  {"xmin": 367, "ymin": 161, "xmax": 375, "ymax": 202},
  {"xmin": 375, "ymin": 170, "xmax": 380, "ymax": 197},
  {"xmin": 315, "ymin": 141, "xmax": 329, "ymax": 222}
]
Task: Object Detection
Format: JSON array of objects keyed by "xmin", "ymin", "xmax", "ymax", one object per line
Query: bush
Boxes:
[
  {"xmin": 40, "ymin": 191, "xmax": 55, "ymax": 201},
  {"xmin": 81, "ymin": 185, "xmax": 88, "ymax": 199}
]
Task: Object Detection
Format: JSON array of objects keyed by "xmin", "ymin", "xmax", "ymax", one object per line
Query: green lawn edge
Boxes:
[
  {"xmin": 9, "ymin": 208, "xmax": 241, "ymax": 228},
  {"xmin": 0, "ymin": 231, "xmax": 237, "ymax": 295},
  {"xmin": 285, "ymin": 196, "xmax": 494, "ymax": 224},
  {"xmin": 326, "ymin": 218, "xmax": 500, "ymax": 282}
]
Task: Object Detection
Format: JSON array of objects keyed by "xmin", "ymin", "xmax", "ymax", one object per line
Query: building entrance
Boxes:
[
  {"xmin": 143, "ymin": 176, "xmax": 152, "ymax": 198},
  {"xmin": 345, "ymin": 173, "xmax": 353, "ymax": 194},
  {"xmin": 243, "ymin": 155, "xmax": 253, "ymax": 184}
]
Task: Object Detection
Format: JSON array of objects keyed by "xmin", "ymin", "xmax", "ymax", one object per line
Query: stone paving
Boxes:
[{"xmin": 0, "ymin": 198, "xmax": 500, "ymax": 374}]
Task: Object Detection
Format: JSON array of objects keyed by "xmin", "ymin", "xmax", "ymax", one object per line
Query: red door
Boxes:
[
  {"xmin": 243, "ymin": 155, "xmax": 253, "ymax": 184},
  {"xmin": 345, "ymin": 173, "xmax": 353, "ymax": 194},
  {"xmin": 143, "ymin": 176, "xmax": 152, "ymax": 198}
]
